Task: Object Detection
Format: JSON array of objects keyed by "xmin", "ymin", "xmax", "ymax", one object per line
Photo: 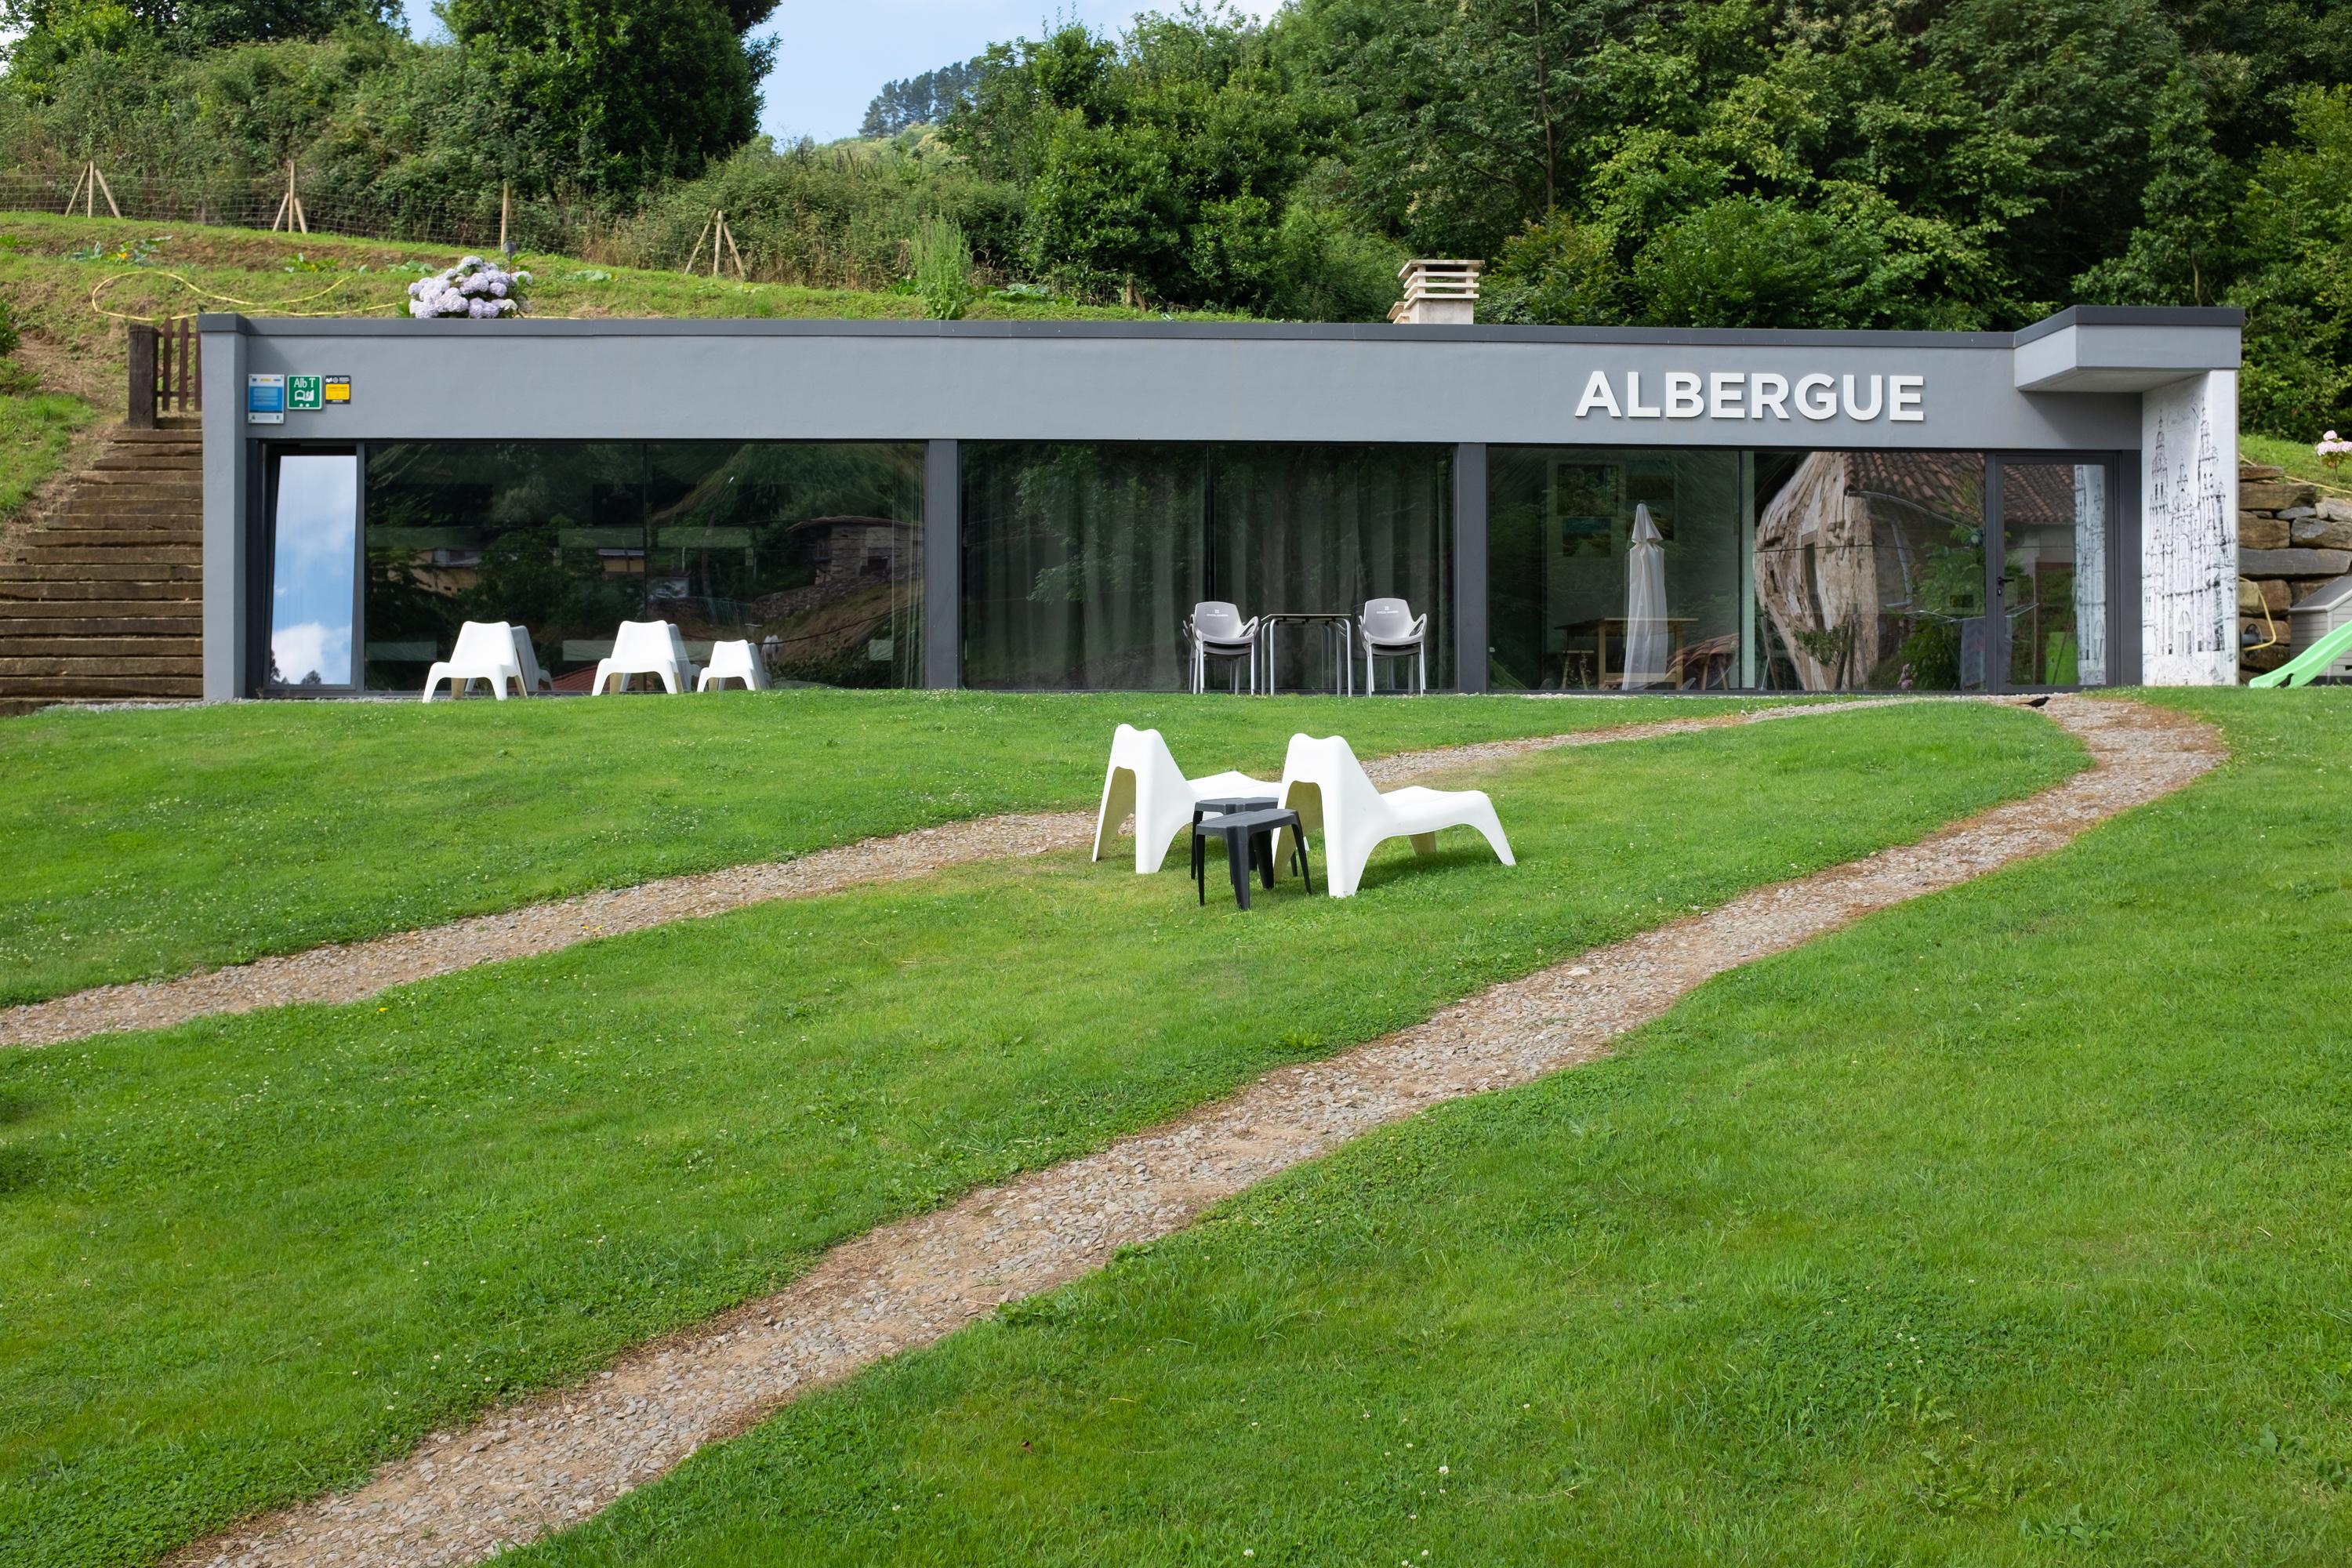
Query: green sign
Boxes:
[{"xmin": 288, "ymin": 375, "xmax": 323, "ymax": 411}]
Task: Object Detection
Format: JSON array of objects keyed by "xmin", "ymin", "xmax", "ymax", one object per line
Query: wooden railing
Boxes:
[{"xmin": 126, "ymin": 321, "xmax": 201, "ymax": 428}]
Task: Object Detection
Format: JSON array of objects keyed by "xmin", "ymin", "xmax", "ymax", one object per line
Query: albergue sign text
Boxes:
[{"xmin": 1575, "ymin": 370, "xmax": 1924, "ymax": 423}]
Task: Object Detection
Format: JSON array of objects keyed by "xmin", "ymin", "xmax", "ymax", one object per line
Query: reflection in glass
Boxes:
[
  {"xmin": 1753, "ymin": 452, "xmax": 1988, "ymax": 691},
  {"xmin": 361, "ymin": 442, "xmax": 923, "ymax": 691},
  {"xmin": 1488, "ymin": 448, "xmax": 1741, "ymax": 691},
  {"xmin": 267, "ymin": 452, "xmax": 358, "ymax": 688},
  {"xmin": 960, "ymin": 444, "xmax": 1454, "ymax": 691},
  {"xmin": 2000, "ymin": 462, "xmax": 2107, "ymax": 687}
]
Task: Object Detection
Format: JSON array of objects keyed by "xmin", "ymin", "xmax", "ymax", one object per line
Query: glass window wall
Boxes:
[
  {"xmin": 1488, "ymin": 447, "xmax": 1742, "ymax": 691},
  {"xmin": 960, "ymin": 442, "xmax": 1453, "ymax": 691},
  {"xmin": 266, "ymin": 451, "xmax": 359, "ymax": 689},
  {"xmin": 360, "ymin": 441, "xmax": 923, "ymax": 691}
]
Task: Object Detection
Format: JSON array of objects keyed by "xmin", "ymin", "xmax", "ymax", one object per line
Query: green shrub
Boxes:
[{"xmin": 909, "ymin": 216, "xmax": 975, "ymax": 319}]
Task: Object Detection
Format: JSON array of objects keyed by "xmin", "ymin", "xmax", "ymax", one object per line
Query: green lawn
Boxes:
[
  {"xmin": 2241, "ymin": 431, "xmax": 2352, "ymax": 495},
  {"xmin": 0, "ymin": 691, "xmax": 1792, "ymax": 1007},
  {"xmin": 510, "ymin": 689, "xmax": 2352, "ymax": 1568},
  {"xmin": 0, "ymin": 702, "xmax": 2075, "ymax": 1568},
  {"xmin": 0, "ymin": 387, "xmax": 92, "ymax": 528}
]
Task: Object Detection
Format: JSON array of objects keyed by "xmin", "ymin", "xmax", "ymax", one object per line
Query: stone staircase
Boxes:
[{"xmin": 0, "ymin": 423, "xmax": 202, "ymax": 717}]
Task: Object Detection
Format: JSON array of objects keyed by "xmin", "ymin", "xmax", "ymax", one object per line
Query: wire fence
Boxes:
[{"xmin": 0, "ymin": 171, "xmax": 612, "ymax": 257}]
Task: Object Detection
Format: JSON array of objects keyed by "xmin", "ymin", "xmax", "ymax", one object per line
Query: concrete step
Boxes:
[
  {"xmin": 0, "ymin": 635, "xmax": 201, "ymax": 659},
  {"xmin": 0, "ymin": 614, "xmax": 204, "ymax": 636},
  {"xmin": 93, "ymin": 449, "xmax": 201, "ymax": 468},
  {"xmin": 0, "ymin": 571, "xmax": 203, "ymax": 594},
  {"xmin": 45, "ymin": 506, "xmax": 203, "ymax": 525},
  {"xmin": 76, "ymin": 476, "xmax": 202, "ymax": 496},
  {"xmin": 0, "ymin": 587, "xmax": 203, "ymax": 611},
  {"xmin": 0, "ymin": 675, "xmax": 201, "ymax": 699},
  {"xmin": 0, "ymin": 560, "xmax": 203, "ymax": 583},
  {"xmin": 0, "ymin": 655, "xmax": 202, "ymax": 677},
  {"xmin": 8, "ymin": 540, "xmax": 202, "ymax": 557}
]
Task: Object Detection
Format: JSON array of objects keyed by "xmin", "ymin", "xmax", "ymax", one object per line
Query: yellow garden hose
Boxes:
[{"xmin": 86, "ymin": 267, "xmax": 397, "ymax": 324}]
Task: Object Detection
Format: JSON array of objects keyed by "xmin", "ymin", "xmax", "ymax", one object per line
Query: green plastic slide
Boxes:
[{"xmin": 2249, "ymin": 617, "xmax": 2352, "ymax": 687}]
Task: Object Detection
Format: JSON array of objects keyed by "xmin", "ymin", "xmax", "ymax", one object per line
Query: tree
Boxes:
[
  {"xmin": 860, "ymin": 59, "xmax": 980, "ymax": 139},
  {"xmin": 438, "ymin": 0, "xmax": 775, "ymax": 197}
]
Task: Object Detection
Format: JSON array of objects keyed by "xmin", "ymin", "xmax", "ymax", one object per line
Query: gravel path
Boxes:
[
  {"xmin": 169, "ymin": 695, "xmax": 2223, "ymax": 1568},
  {"xmin": 2, "ymin": 699, "xmax": 1892, "ymax": 1050}
]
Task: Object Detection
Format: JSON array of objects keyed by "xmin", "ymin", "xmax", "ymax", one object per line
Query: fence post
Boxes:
[{"xmin": 127, "ymin": 324, "xmax": 158, "ymax": 430}]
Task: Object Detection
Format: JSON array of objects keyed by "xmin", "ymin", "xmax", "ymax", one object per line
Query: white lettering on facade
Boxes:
[
  {"xmin": 1573, "ymin": 367, "xmax": 1922, "ymax": 423},
  {"xmin": 1842, "ymin": 373, "xmax": 1885, "ymax": 420}
]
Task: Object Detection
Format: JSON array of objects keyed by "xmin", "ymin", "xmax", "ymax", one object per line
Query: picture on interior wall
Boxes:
[{"xmin": 1550, "ymin": 461, "xmax": 1620, "ymax": 556}]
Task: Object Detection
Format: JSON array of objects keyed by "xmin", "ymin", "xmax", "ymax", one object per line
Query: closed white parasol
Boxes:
[{"xmin": 1621, "ymin": 503, "xmax": 1669, "ymax": 689}]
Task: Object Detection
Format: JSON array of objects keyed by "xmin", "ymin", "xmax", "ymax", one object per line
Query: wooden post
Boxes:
[
  {"xmin": 684, "ymin": 210, "xmax": 715, "ymax": 276},
  {"xmin": 499, "ymin": 181, "xmax": 511, "ymax": 252},
  {"xmin": 126, "ymin": 324, "xmax": 158, "ymax": 430},
  {"xmin": 710, "ymin": 210, "xmax": 724, "ymax": 278},
  {"xmin": 89, "ymin": 162, "xmax": 121, "ymax": 218},
  {"xmin": 720, "ymin": 212, "xmax": 746, "ymax": 280},
  {"xmin": 271, "ymin": 162, "xmax": 307, "ymax": 234}
]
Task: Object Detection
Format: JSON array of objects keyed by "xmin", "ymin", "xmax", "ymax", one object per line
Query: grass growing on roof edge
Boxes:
[
  {"xmin": 0, "ymin": 702, "xmax": 2079, "ymax": 1568},
  {"xmin": 0, "ymin": 690, "xmax": 1788, "ymax": 1007},
  {"xmin": 503, "ymin": 688, "xmax": 2352, "ymax": 1568}
]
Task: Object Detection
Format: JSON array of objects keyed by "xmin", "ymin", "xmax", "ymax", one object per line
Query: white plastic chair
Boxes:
[
  {"xmin": 1276, "ymin": 732, "xmax": 1512, "ymax": 898},
  {"xmin": 696, "ymin": 639, "xmax": 771, "ymax": 692},
  {"xmin": 1093, "ymin": 723, "xmax": 1279, "ymax": 873},
  {"xmin": 421, "ymin": 620, "xmax": 532, "ymax": 702},
  {"xmin": 508, "ymin": 626, "xmax": 552, "ymax": 694},
  {"xmin": 1185, "ymin": 601, "xmax": 1261, "ymax": 694},
  {"xmin": 592, "ymin": 619, "xmax": 699, "ymax": 695},
  {"xmin": 1359, "ymin": 597, "xmax": 1428, "ymax": 694}
]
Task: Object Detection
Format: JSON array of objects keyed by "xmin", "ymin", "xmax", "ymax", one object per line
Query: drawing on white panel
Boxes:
[{"xmin": 2143, "ymin": 379, "xmax": 2234, "ymax": 679}]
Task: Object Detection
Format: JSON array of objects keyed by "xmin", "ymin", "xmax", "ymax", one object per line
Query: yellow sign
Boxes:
[{"xmin": 324, "ymin": 376, "xmax": 351, "ymax": 405}]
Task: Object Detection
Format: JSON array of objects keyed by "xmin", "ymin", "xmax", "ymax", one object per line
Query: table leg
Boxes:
[{"xmin": 1225, "ymin": 826, "xmax": 1253, "ymax": 909}]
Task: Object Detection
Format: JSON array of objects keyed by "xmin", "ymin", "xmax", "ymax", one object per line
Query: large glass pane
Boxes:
[
  {"xmin": 961, "ymin": 443, "xmax": 1203, "ymax": 690},
  {"xmin": 267, "ymin": 452, "xmax": 358, "ymax": 688},
  {"xmin": 364, "ymin": 441, "xmax": 646, "ymax": 691},
  {"xmin": 1999, "ymin": 462, "xmax": 2107, "ymax": 688},
  {"xmin": 645, "ymin": 443, "xmax": 924, "ymax": 688},
  {"xmin": 1210, "ymin": 445, "xmax": 1452, "ymax": 691},
  {"xmin": 1488, "ymin": 447, "xmax": 1742, "ymax": 691},
  {"xmin": 364, "ymin": 442, "xmax": 923, "ymax": 691},
  {"xmin": 1753, "ymin": 452, "xmax": 1988, "ymax": 691}
]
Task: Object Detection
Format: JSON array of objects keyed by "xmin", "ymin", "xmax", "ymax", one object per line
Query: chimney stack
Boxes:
[{"xmin": 1388, "ymin": 259, "xmax": 1481, "ymax": 325}]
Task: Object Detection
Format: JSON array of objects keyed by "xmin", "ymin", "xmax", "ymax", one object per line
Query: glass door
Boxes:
[
  {"xmin": 1991, "ymin": 459, "xmax": 2111, "ymax": 689},
  {"xmin": 265, "ymin": 448, "xmax": 361, "ymax": 691}
]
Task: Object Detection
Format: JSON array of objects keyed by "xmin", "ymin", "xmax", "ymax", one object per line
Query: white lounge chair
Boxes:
[
  {"xmin": 1185, "ymin": 601, "xmax": 1261, "ymax": 694},
  {"xmin": 508, "ymin": 626, "xmax": 552, "ymax": 694},
  {"xmin": 421, "ymin": 620, "xmax": 534, "ymax": 702},
  {"xmin": 592, "ymin": 619, "xmax": 698, "ymax": 695},
  {"xmin": 696, "ymin": 639, "xmax": 770, "ymax": 692},
  {"xmin": 1359, "ymin": 597, "xmax": 1428, "ymax": 694},
  {"xmin": 1276, "ymin": 732, "xmax": 1512, "ymax": 898},
  {"xmin": 1093, "ymin": 723, "xmax": 1279, "ymax": 874}
]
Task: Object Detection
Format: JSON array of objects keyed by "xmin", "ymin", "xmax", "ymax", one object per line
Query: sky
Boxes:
[{"xmin": 399, "ymin": 2, "xmax": 1288, "ymax": 145}]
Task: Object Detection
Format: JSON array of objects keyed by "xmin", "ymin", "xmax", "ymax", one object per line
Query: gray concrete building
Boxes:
[{"xmin": 197, "ymin": 305, "xmax": 2242, "ymax": 700}]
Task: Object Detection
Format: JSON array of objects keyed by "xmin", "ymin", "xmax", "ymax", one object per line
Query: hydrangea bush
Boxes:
[
  {"xmin": 407, "ymin": 256, "xmax": 531, "ymax": 319},
  {"xmin": 2318, "ymin": 430, "xmax": 2352, "ymax": 476}
]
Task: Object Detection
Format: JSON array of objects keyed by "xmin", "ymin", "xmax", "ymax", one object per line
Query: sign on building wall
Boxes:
[
  {"xmin": 1574, "ymin": 370, "xmax": 1926, "ymax": 423},
  {"xmin": 2142, "ymin": 370, "xmax": 2238, "ymax": 685},
  {"xmin": 245, "ymin": 373, "xmax": 285, "ymax": 426}
]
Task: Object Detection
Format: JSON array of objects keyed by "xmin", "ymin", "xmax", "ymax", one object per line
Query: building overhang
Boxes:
[{"xmin": 2011, "ymin": 306, "xmax": 2244, "ymax": 392}]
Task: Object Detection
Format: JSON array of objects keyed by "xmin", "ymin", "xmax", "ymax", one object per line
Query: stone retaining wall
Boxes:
[{"xmin": 2236, "ymin": 464, "xmax": 2352, "ymax": 678}]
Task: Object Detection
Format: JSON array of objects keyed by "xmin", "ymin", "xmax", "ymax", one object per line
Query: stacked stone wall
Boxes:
[{"xmin": 2236, "ymin": 464, "xmax": 2352, "ymax": 679}]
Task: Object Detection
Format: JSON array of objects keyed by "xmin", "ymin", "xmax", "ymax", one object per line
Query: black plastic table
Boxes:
[{"xmin": 1192, "ymin": 806, "xmax": 1312, "ymax": 909}]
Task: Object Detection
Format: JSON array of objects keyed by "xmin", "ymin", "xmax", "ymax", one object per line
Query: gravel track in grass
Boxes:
[
  {"xmin": 0, "ymin": 690, "xmax": 1796, "ymax": 1010},
  {"xmin": 0, "ymin": 702, "xmax": 2071, "ymax": 1568},
  {"xmin": 0, "ymin": 696, "xmax": 1896, "ymax": 1049},
  {"xmin": 109, "ymin": 699, "xmax": 2139, "ymax": 1568},
  {"xmin": 487, "ymin": 695, "xmax": 2352, "ymax": 1568}
]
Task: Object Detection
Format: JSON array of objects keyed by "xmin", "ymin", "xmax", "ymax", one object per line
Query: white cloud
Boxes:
[{"xmin": 272, "ymin": 619, "xmax": 350, "ymax": 686}]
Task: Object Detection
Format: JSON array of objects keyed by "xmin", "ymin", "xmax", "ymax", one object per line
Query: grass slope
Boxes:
[
  {"xmin": 0, "ymin": 702, "xmax": 2076, "ymax": 1567},
  {"xmin": 0, "ymin": 691, "xmax": 1778, "ymax": 1007},
  {"xmin": 2241, "ymin": 432, "xmax": 2352, "ymax": 495},
  {"xmin": 509, "ymin": 689, "xmax": 2352, "ymax": 1568}
]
